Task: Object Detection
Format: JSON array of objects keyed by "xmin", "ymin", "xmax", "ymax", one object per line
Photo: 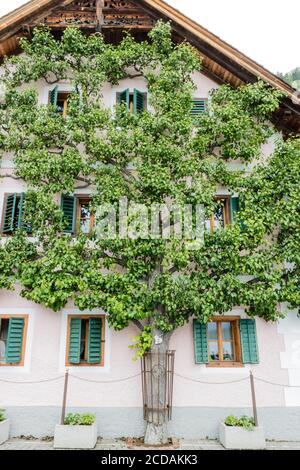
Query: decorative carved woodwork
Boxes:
[{"xmin": 31, "ymin": 0, "xmax": 155, "ymax": 29}]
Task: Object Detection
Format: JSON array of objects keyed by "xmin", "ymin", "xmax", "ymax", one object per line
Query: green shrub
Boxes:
[
  {"xmin": 224, "ymin": 415, "xmax": 255, "ymax": 430},
  {"xmin": 0, "ymin": 409, "xmax": 5, "ymax": 422},
  {"xmin": 64, "ymin": 413, "xmax": 95, "ymax": 426}
]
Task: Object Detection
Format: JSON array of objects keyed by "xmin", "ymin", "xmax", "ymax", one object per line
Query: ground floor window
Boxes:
[
  {"xmin": 194, "ymin": 316, "xmax": 259, "ymax": 367},
  {"xmin": 0, "ymin": 315, "xmax": 27, "ymax": 365},
  {"xmin": 207, "ymin": 317, "xmax": 242, "ymax": 366},
  {"xmin": 66, "ymin": 315, "xmax": 105, "ymax": 366}
]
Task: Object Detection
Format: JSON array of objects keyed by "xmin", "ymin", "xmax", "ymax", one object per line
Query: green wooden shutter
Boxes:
[
  {"xmin": 2, "ymin": 193, "xmax": 17, "ymax": 233},
  {"xmin": 229, "ymin": 196, "xmax": 240, "ymax": 223},
  {"xmin": 193, "ymin": 320, "xmax": 208, "ymax": 364},
  {"xmin": 61, "ymin": 195, "xmax": 77, "ymax": 233},
  {"xmin": 88, "ymin": 317, "xmax": 102, "ymax": 364},
  {"xmin": 17, "ymin": 192, "xmax": 25, "ymax": 229},
  {"xmin": 17, "ymin": 193, "xmax": 33, "ymax": 233},
  {"xmin": 50, "ymin": 86, "xmax": 58, "ymax": 107},
  {"xmin": 68, "ymin": 317, "xmax": 82, "ymax": 364},
  {"xmin": 6, "ymin": 317, "xmax": 25, "ymax": 364},
  {"xmin": 240, "ymin": 319, "xmax": 259, "ymax": 364},
  {"xmin": 133, "ymin": 89, "xmax": 145, "ymax": 113},
  {"xmin": 118, "ymin": 89, "xmax": 129, "ymax": 109},
  {"xmin": 191, "ymin": 99, "xmax": 206, "ymax": 116}
]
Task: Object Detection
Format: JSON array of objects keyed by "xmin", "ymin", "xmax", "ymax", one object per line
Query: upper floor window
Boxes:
[
  {"xmin": 77, "ymin": 198, "xmax": 94, "ymax": 234},
  {"xmin": 191, "ymin": 99, "xmax": 207, "ymax": 117},
  {"xmin": 49, "ymin": 86, "xmax": 70, "ymax": 117},
  {"xmin": 205, "ymin": 196, "xmax": 240, "ymax": 232},
  {"xmin": 61, "ymin": 194, "xmax": 94, "ymax": 235},
  {"xmin": 206, "ymin": 197, "xmax": 230, "ymax": 232},
  {"xmin": 117, "ymin": 89, "xmax": 147, "ymax": 113},
  {"xmin": 0, "ymin": 315, "xmax": 28, "ymax": 366},
  {"xmin": 66, "ymin": 315, "xmax": 105, "ymax": 366},
  {"xmin": 1, "ymin": 193, "xmax": 31, "ymax": 234}
]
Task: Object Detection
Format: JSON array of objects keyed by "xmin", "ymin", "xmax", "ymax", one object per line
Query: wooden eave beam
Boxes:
[
  {"xmin": 138, "ymin": 0, "xmax": 300, "ymax": 105},
  {"xmin": 0, "ymin": 0, "xmax": 299, "ymax": 132},
  {"xmin": 0, "ymin": 0, "xmax": 74, "ymax": 42}
]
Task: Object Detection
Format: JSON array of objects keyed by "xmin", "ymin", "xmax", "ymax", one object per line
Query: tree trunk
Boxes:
[{"xmin": 144, "ymin": 329, "xmax": 172, "ymax": 446}]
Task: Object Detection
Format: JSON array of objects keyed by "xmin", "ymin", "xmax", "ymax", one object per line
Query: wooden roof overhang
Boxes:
[{"xmin": 0, "ymin": 0, "xmax": 299, "ymax": 134}]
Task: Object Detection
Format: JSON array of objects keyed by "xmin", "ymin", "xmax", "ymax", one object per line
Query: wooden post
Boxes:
[
  {"xmin": 249, "ymin": 370, "xmax": 258, "ymax": 426},
  {"xmin": 96, "ymin": 0, "xmax": 104, "ymax": 31},
  {"xmin": 61, "ymin": 368, "xmax": 69, "ymax": 425}
]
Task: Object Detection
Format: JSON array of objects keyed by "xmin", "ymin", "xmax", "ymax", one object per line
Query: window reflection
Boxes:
[
  {"xmin": 80, "ymin": 203, "xmax": 92, "ymax": 234},
  {"xmin": 223, "ymin": 342, "xmax": 234, "ymax": 361},
  {"xmin": 0, "ymin": 319, "xmax": 9, "ymax": 363},
  {"xmin": 206, "ymin": 198, "xmax": 229, "ymax": 232},
  {"xmin": 207, "ymin": 320, "xmax": 236, "ymax": 363}
]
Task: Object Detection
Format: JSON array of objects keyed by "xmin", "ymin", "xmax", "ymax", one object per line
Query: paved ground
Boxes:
[{"xmin": 1, "ymin": 438, "xmax": 300, "ymax": 450}]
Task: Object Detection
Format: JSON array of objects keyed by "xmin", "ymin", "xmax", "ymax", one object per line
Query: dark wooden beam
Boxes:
[{"xmin": 0, "ymin": 0, "xmax": 74, "ymax": 41}]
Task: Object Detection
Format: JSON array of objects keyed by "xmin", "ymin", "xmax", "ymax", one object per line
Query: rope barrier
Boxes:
[
  {"xmin": 0, "ymin": 375, "xmax": 64, "ymax": 384},
  {"xmin": 0, "ymin": 372, "xmax": 299, "ymax": 388},
  {"xmin": 174, "ymin": 373, "xmax": 249, "ymax": 385},
  {"xmin": 254, "ymin": 376, "xmax": 300, "ymax": 388},
  {"xmin": 68, "ymin": 372, "xmax": 140, "ymax": 383}
]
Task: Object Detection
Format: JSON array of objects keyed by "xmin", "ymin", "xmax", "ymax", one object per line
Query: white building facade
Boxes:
[{"xmin": 0, "ymin": 0, "xmax": 300, "ymax": 441}]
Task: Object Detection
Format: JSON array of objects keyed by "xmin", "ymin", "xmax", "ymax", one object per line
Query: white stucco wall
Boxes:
[
  {"xmin": 0, "ymin": 288, "xmax": 289, "ymax": 410},
  {"xmin": 0, "ymin": 70, "xmax": 297, "ymax": 429},
  {"xmin": 278, "ymin": 307, "xmax": 300, "ymax": 406}
]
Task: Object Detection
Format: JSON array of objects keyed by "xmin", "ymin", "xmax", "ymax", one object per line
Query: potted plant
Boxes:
[
  {"xmin": 219, "ymin": 415, "xmax": 266, "ymax": 450},
  {"xmin": 0, "ymin": 409, "xmax": 10, "ymax": 445},
  {"xmin": 54, "ymin": 413, "xmax": 97, "ymax": 449}
]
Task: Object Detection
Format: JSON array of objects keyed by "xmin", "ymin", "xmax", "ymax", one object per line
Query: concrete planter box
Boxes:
[
  {"xmin": 0, "ymin": 419, "xmax": 10, "ymax": 445},
  {"xmin": 53, "ymin": 421, "xmax": 97, "ymax": 449},
  {"xmin": 219, "ymin": 422, "xmax": 266, "ymax": 450}
]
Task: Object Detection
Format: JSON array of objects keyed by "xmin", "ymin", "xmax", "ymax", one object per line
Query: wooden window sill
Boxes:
[
  {"xmin": 0, "ymin": 363, "xmax": 23, "ymax": 366},
  {"xmin": 206, "ymin": 362, "xmax": 244, "ymax": 368},
  {"xmin": 67, "ymin": 363, "xmax": 104, "ymax": 367}
]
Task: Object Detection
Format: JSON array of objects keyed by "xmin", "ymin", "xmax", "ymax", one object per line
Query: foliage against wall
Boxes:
[{"xmin": 0, "ymin": 23, "xmax": 299, "ymax": 336}]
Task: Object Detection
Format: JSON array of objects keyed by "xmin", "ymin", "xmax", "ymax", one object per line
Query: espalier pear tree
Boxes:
[{"xmin": 0, "ymin": 22, "xmax": 299, "ymax": 444}]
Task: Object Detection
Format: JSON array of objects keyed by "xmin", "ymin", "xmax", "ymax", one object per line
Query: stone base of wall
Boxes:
[{"xmin": 4, "ymin": 406, "xmax": 300, "ymax": 441}]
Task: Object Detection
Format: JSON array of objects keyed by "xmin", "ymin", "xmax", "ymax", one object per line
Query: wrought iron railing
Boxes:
[{"xmin": 141, "ymin": 350, "xmax": 175, "ymax": 425}]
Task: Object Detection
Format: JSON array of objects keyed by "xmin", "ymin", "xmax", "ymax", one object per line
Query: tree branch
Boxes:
[
  {"xmin": 131, "ymin": 319, "xmax": 144, "ymax": 332},
  {"xmin": 168, "ymin": 266, "xmax": 177, "ymax": 274},
  {"xmin": 43, "ymin": 75, "xmax": 60, "ymax": 85},
  {"xmin": 1, "ymin": 174, "xmax": 22, "ymax": 180},
  {"xmin": 126, "ymin": 73, "xmax": 143, "ymax": 79}
]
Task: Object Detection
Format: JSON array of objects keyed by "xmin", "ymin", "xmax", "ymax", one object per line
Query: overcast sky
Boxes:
[{"xmin": 0, "ymin": 0, "xmax": 298, "ymax": 73}]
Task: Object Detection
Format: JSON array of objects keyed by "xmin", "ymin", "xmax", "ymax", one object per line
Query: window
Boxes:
[
  {"xmin": 66, "ymin": 315, "xmax": 105, "ymax": 366},
  {"xmin": 77, "ymin": 198, "xmax": 94, "ymax": 234},
  {"xmin": 194, "ymin": 317, "xmax": 259, "ymax": 367},
  {"xmin": 0, "ymin": 315, "xmax": 28, "ymax": 366},
  {"xmin": 117, "ymin": 89, "xmax": 146, "ymax": 113},
  {"xmin": 49, "ymin": 86, "xmax": 69, "ymax": 117},
  {"xmin": 191, "ymin": 99, "xmax": 207, "ymax": 117},
  {"xmin": 61, "ymin": 195, "xmax": 94, "ymax": 234},
  {"xmin": 1, "ymin": 193, "xmax": 31, "ymax": 234},
  {"xmin": 205, "ymin": 196, "xmax": 240, "ymax": 232},
  {"xmin": 207, "ymin": 318, "xmax": 242, "ymax": 366},
  {"xmin": 206, "ymin": 197, "xmax": 230, "ymax": 232}
]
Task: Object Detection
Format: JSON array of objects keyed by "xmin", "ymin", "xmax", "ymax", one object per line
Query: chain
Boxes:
[
  {"xmin": 254, "ymin": 376, "xmax": 300, "ymax": 388},
  {"xmin": 174, "ymin": 373, "xmax": 249, "ymax": 385},
  {"xmin": 0, "ymin": 375, "xmax": 64, "ymax": 384},
  {"xmin": 68, "ymin": 372, "xmax": 140, "ymax": 383},
  {"xmin": 0, "ymin": 372, "xmax": 299, "ymax": 387}
]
